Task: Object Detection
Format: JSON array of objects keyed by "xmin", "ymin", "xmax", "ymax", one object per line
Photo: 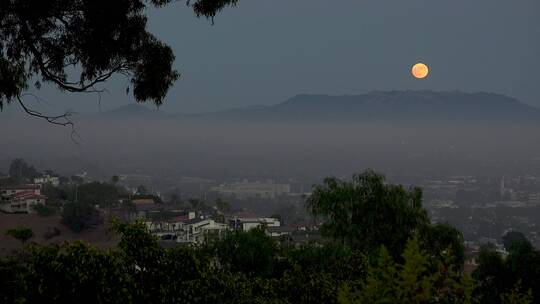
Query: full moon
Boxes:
[{"xmin": 412, "ymin": 63, "xmax": 429, "ymax": 79}]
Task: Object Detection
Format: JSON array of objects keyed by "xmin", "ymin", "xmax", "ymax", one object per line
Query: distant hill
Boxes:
[
  {"xmin": 193, "ymin": 91, "xmax": 540, "ymax": 122},
  {"xmin": 99, "ymin": 91, "xmax": 540, "ymax": 123}
]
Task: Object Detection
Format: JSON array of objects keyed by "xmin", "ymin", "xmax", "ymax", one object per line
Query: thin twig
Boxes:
[{"xmin": 16, "ymin": 95, "xmax": 81, "ymax": 145}]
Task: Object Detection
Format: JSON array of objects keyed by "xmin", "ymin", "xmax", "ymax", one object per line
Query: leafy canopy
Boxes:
[{"xmin": 306, "ymin": 170, "xmax": 429, "ymax": 255}]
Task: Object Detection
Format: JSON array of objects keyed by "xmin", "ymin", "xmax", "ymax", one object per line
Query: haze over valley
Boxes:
[{"xmin": 2, "ymin": 90, "xmax": 540, "ymax": 181}]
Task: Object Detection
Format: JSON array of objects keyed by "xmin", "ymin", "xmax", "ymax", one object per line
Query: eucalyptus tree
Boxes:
[{"xmin": 0, "ymin": 0, "xmax": 238, "ymax": 124}]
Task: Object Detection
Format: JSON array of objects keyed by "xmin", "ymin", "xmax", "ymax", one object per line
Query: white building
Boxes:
[
  {"xmin": 229, "ymin": 217, "xmax": 281, "ymax": 232},
  {"xmin": 178, "ymin": 218, "xmax": 229, "ymax": 244},
  {"xmin": 146, "ymin": 215, "xmax": 230, "ymax": 245},
  {"xmin": 34, "ymin": 175, "xmax": 60, "ymax": 187}
]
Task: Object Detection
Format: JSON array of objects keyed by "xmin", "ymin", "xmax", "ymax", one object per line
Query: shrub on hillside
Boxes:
[{"xmin": 61, "ymin": 202, "xmax": 101, "ymax": 233}]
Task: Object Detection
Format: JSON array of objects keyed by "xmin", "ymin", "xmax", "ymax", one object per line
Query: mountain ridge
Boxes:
[{"xmin": 196, "ymin": 90, "xmax": 540, "ymax": 122}]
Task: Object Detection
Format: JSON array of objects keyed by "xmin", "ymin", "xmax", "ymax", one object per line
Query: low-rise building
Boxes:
[
  {"xmin": 0, "ymin": 185, "xmax": 46, "ymax": 213},
  {"xmin": 0, "ymin": 184, "xmax": 41, "ymax": 196},
  {"xmin": 179, "ymin": 218, "xmax": 229, "ymax": 244},
  {"xmin": 229, "ymin": 217, "xmax": 280, "ymax": 231}
]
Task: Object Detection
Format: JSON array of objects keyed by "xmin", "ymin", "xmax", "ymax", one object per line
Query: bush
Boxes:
[
  {"xmin": 5, "ymin": 227, "xmax": 33, "ymax": 243},
  {"xmin": 61, "ymin": 202, "xmax": 101, "ymax": 233}
]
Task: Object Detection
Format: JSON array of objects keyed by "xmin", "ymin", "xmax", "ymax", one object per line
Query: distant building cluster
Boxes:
[
  {"xmin": 211, "ymin": 180, "xmax": 290, "ymax": 199},
  {"xmin": 132, "ymin": 198, "xmax": 319, "ymax": 246},
  {"xmin": 33, "ymin": 175, "xmax": 60, "ymax": 187},
  {"xmin": 420, "ymin": 174, "xmax": 540, "ymax": 248},
  {"xmin": 145, "ymin": 213, "xmax": 283, "ymax": 245}
]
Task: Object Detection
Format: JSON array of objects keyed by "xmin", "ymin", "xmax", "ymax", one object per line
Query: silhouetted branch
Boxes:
[{"xmin": 16, "ymin": 95, "xmax": 81, "ymax": 144}]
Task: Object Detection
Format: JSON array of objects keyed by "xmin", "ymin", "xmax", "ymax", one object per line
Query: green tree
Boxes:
[
  {"xmin": 338, "ymin": 246, "xmax": 398, "ymax": 304},
  {"xmin": 306, "ymin": 170, "xmax": 429, "ymax": 256},
  {"xmin": 61, "ymin": 202, "xmax": 101, "ymax": 232},
  {"xmin": 505, "ymin": 239, "xmax": 540, "ymax": 303},
  {"xmin": 16, "ymin": 242, "xmax": 133, "ymax": 303},
  {"xmin": 189, "ymin": 199, "xmax": 207, "ymax": 212},
  {"xmin": 473, "ymin": 244, "xmax": 509, "ymax": 304},
  {"xmin": 474, "ymin": 239, "xmax": 540, "ymax": 304},
  {"xmin": 8, "ymin": 158, "xmax": 40, "ymax": 182},
  {"xmin": 213, "ymin": 228, "xmax": 277, "ymax": 277},
  {"xmin": 396, "ymin": 236, "xmax": 435, "ymax": 304},
  {"xmin": 76, "ymin": 182, "xmax": 119, "ymax": 208},
  {"xmin": 339, "ymin": 236, "xmax": 473, "ymax": 304},
  {"xmin": 281, "ymin": 242, "xmax": 366, "ymax": 281},
  {"xmin": 431, "ymin": 248, "xmax": 476, "ymax": 303},
  {"xmin": 423, "ymin": 223, "xmax": 466, "ymax": 268},
  {"xmin": 5, "ymin": 227, "xmax": 34, "ymax": 244},
  {"xmin": 500, "ymin": 282, "xmax": 533, "ymax": 304},
  {"xmin": 42, "ymin": 183, "xmax": 69, "ymax": 202},
  {"xmin": 503, "ymin": 231, "xmax": 528, "ymax": 252}
]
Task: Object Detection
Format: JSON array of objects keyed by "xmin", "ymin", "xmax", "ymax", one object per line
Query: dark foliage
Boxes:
[
  {"xmin": 0, "ymin": 220, "xmax": 536, "ymax": 303},
  {"xmin": 213, "ymin": 227, "xmax": 277, "ymax": 277},
  {"xmin": 76, "ymin": 181, "xmax": 119, "ymax": 208},
  {"xmin": 0, "ymin": 171, "xmax": 537, "ymax": 302},
  {"xmin": 423, "ymin": 223, "xmax": 465, "ymax": 268},
  {"xmin": 0, "ymin": 0, "xmax": 238, "ymax": 114},
  {"xmin": 474, "ymin": 238, "xmax": 540, "ymax": 304},
  {"xmin": 503, "ymin": 231, "xmax": 528, "ymax": 252},
  {"xmin": 306, "ymin": 170, "xmax": 429, "ymax": 257},
  {"xmin": 61, "ymin": 202, "xmax": 101, "ymax": 232},
  {"xmin": 8, "ymin": 158, "xmax": 40, "ymax": 182},
  {"xmin": 5, "ymin": 227, "xmax": 34, "ymax": 243}
]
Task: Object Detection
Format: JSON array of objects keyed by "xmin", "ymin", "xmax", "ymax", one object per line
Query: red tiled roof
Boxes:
[
  {"xmin": 7, "ymin": 190, "xmax": 35, "ymax": 198},
  {"xmin": 8, "ymin": 191, "xmax": 46, "ymax": 201}
]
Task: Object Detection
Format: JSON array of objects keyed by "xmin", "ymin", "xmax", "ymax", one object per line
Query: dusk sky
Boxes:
[{"xmin": 19, "ymin": 0, "xmax": 540, "ymax": 114}]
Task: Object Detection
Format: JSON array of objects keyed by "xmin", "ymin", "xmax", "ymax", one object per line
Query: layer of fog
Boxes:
[{"xmin": 2, "ymin": 114, "xmax": 540, "ymax": 181}]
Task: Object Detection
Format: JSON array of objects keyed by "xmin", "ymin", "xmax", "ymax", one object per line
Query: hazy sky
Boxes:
[{"xmin": 18, "ymin": 0, "xmax": 540, "ymax": 114}]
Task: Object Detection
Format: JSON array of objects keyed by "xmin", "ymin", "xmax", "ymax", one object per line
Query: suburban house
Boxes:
[
  {"xmin": 0, "ymin": 184, "xmax": 46, "ymax": 213},
  {"xmin": 147, "ymin": 215, "xmax": 230, "ymax": 245},
  {"xmin": 146, "ymin": 217, "xmax": 186, "ymax": 238},
  {"xmin": 145, "ymin": 212, "xmax": 196, "ymax": 234},
  {"xmin": 178, "ymin": 217, "xmax": 229, "ymax": 244},
  {"xmin": 229, "ymin": 217, "xmax": 281, "ymax": 231}
]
